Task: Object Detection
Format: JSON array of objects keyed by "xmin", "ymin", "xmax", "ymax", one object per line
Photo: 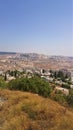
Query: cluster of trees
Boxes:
[
  {"xmin": 51, "ymin": 70, "xmax": 71, "ymax": 82},
  {"xmin": 6, "ymin": 70, "xmax": 23, "ymax": 77},
  {"xmin": 7, "ymin": 76, "xmax": 52, "ymax": 97}
]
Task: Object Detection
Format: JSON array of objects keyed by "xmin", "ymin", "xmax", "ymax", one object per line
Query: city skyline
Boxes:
[{"xmin": 0, "ymin": 0, "xmax": 73, "ymax": 56}]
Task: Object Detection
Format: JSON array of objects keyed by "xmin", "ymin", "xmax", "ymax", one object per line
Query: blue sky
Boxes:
[{"xmin": 0, "ymin": 0, "xmax": 73, "ymax": 56}]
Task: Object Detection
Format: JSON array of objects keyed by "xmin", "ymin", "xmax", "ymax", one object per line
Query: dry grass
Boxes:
[{"xmin": 0, "ymin": 89, "xmax": 73, "ymax": 130}]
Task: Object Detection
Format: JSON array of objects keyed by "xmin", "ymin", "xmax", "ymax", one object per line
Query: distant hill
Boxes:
[
  {"xmin": 0, "ymin": 52, "xmax": 73, "ymax": 70},
  {"xmin": 0, "ymin": 52, "xmax": 16, "ymax": 55},
  {"xmin": 0, "ymin": 51, "xmax": 73, "ymax": 59}
]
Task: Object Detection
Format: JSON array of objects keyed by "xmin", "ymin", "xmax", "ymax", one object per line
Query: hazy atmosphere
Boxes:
[{"xmin": 0, "ymin": 0, "xmax": 73, "ymax": 56}]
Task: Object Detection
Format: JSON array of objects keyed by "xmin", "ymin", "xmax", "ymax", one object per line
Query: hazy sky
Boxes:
[{"xmin": 0, "ymin": 0, "xmax": 73, "ymax": 56}]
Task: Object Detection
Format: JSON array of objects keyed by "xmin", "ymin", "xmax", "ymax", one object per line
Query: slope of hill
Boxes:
[
  {"xmin": 0, "ymin": 52, "xmax": 73, "ymax": 71},
  {"xmin": 0, "ymin": 89, "xmax": 73, "ymax": 130}
]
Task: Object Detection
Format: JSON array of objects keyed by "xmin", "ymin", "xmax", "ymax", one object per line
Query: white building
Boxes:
[
  {"xmin": 7, "ymin": 76, "xmax": 16, "ymax": 81},
  {"xmin": 70, "ymin": 85, "xmax": 73, "ymax": 89}
]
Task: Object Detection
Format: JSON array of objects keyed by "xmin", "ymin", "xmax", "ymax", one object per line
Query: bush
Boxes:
[
  {"xmin": 62, "ymin": 83, "xmax": 70, "ymax": 89},
  {"xmin": 0, "ymin": 77, "xmax": 6, "ymax": 88},
  {"xmin": 7, "ymin": 77, "xmax": 52, "ymax": 97},
  {"xmin": 54, "ymin": 94, "xmax": 67, "ymax": 104}
]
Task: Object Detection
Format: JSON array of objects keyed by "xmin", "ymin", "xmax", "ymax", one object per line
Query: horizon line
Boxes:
[{"xmin": 0, "ymin": 51, "xmax": 73, "ymax": 57}]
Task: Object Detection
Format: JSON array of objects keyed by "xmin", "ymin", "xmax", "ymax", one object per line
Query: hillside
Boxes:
[
  {"xmin": 0, "ymin": 52, "xmax": 73, "ymax": 71},
  {"xmin": 0, "ymin": 89, "xmax": 73, "ymax": 130}
]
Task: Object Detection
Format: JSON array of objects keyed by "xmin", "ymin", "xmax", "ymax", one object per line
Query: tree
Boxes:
[
  {"xmin": 4, "ymin": 73, "xmax": 7, "ymax": 81},
  {"xmin": 57, "ymin": 71, "xmax": 65, "ymax": 81}
]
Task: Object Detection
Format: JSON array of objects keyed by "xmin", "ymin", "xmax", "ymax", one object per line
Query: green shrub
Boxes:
[
  {"xmin": 7, "ymin": 77, "xmax": 52, "ymax": 97},
  {"xmin": 62, "ymin": 83, "xmax": 70, "ymax": 89},
  {"xmin": 0, "ymin": 77, "xmax": 6, "ymax": 88}
]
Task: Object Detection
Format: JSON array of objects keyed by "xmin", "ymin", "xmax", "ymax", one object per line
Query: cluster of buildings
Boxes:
[
  {"xmin": 0, "ymin": 67, "xmax": 73, "ymax": 96},
  {"xmin": 0, "ymin": 53, "xmax": 73, "ymax": 96}
]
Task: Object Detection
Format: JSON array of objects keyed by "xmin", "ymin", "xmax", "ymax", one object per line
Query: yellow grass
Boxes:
[{"xmin": 0, "ymin": 89, "xmax": 73, "ymax": 130}]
